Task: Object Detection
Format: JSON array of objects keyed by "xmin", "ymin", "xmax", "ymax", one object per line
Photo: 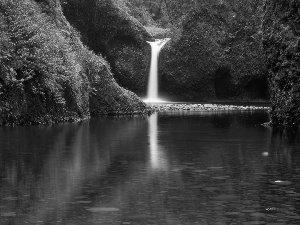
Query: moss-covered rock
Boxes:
[
  {"xmin": 160, "ymin": 2, "xmax": 268, "ymax": 101},
  {"xmin": 262, "ymin": 0, "xmax": 300, "ymax": 132},
  {"xmin": 61, "ymin": 0, "xmax": 153, "ymax": 96},
  {"xmin": 0, "ymin": 0, "xmax": 148, "ymax": 126},
  {"xmin": 59, "ymin": 0, "xmax": 269, "ymax": 102}
]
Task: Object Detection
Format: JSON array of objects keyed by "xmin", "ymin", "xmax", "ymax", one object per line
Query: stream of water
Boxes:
[
  {"xmin": 0, "ymin": 109, "xmax": 300, "ymax": 224},
  {"xmin": 144, "ymin": 38, "xmax": 170, "ymax": 103}
]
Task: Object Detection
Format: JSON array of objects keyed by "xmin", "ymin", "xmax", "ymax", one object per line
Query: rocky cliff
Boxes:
[
  {"xmin": 160, "ymin": 1, "xmax": 268, "ymax": 101},
  {"xmin": 59, "ymin": 0, "xmax": 269, "ymax": 102},
  {"xmin": 263, "ymin": 0, "xmax": 300, "ymax": 132},
  {"xmin": 0, "ymin": 0, "xmax": 148, "ymax": 126},
  {"xmin": 61, "ymin": 0, "xmax": 153, "ymax": 97}
]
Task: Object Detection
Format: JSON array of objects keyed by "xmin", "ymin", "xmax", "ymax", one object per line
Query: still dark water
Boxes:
[{"xmin": 1, "ymin": 110, "xmax": 300, "ymax": 225}]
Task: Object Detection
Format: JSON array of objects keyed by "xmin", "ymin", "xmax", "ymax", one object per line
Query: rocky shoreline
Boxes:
[{"xmin": 148, "ymin": 103, "xmax": 270, "ymax": 112}]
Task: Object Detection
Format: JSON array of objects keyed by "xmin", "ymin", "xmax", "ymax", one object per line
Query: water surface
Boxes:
[{"xmin": 0, "ymin": 110, "xmax": 300, "ymax": 224}]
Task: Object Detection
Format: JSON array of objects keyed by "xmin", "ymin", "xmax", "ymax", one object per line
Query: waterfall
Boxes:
[{"xmin": 144, "ymin": 38, "xmax": 170, "ymax": 103}]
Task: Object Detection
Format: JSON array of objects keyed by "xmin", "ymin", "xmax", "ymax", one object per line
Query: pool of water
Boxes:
[{"xmin": 0, "ymin": 110, "xmax": 300, "ymax": 224}]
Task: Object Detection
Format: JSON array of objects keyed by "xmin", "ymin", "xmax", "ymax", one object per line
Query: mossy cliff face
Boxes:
[
  {"xmin": 263, "ymin": 0, "xmax": 300, "ymax": 131},
  {"xmin": 161, "ymin": 2, "xmax": 268, "ymax": 101},
  {"xmin": 0, "ymin": 0, "xmax": 147, "ymax": 126},
  {"xmin": 61, "ymin": 0, "xmax": 152, "ymax": 96},
  {"xmin": 59, "ymin": 0, "xmax": 268, "ymax": 102}
]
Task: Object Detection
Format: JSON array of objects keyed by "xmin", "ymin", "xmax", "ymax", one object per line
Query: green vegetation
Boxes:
[
  {"xmin": 1, "ymin": 0, "xmax": 299, "ymax": 132},
  {"xmin": 85, "ymin": 0, "xmax": 268, "ymax": 101},
  {"xmin": 0, "ymin": 0, "xmax": 148, "ymax": 126},
  {"xmin": 61, "ymin": 0, "xmax": 153, "ymax": 96},
  {"xmin": 263, "ymin": 0, "xmax": 300, "ymax": 132},
  {"xmin": 158, "ymin": 0, "xmax": 268, "ymax": 101}
]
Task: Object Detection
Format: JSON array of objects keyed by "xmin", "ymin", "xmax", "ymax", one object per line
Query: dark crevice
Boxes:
[
  {"xmin": 214, "ymin": 67, "xmax": 234, "ymax": 99},
  {"xmin": 245, "ymin": 76, "xmax": 269, "ymax": 99}
]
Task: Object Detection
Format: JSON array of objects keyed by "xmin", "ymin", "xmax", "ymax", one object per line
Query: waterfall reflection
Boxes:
[{"xmin": 148, "ymin": 113, "xmax": 167, "ymax": 170}]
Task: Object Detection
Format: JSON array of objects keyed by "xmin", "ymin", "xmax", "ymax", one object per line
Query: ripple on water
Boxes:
[
  {"xmin": 123, "ymin": 214, "xmax": 156, "ymax": 222},
  {"xmin": 1, "ymin": 212, "xmax": 16, "ymax": 217},
  {"xmin": 212, "ymin": 176, "xmax": 230, "ymax": 180},
  {"xmin": 242, "ymin": 221, "xmax": 266, "ymax": 225},
  {"xmin": 76, "ymin": 201, "xmax": 92, "ymax": 204},
  {"xmin": 270, "ymin": 180, "xmax": 292, "ymax": 186},
  {"xmin": 214, "ymin": 194, "xmax": 239, "ymax": 201},
  {"xmin": 208, "ymin": 167, "xmax": 224, "ymax": 170},
  {"xmin": 86, "ymin": 207, "xmax": 119, "ymax": 213},
  {"xmin": 193, "ymin": 169, "xmax": 208, "ymax": 173},
  {"xmin": 2, "ymin": 197, "xmax": 18, "ymax": 201},
  {"xmin": 202, "ymin": 186, "xmax": 219, "ymax": 192},
  {"xmin": 250, "ymin": 212, "xmax": 266, "ymax": 218},
  {"xmin": 241, "ymin": 209, "xmax": 257, "ymax": 213},
  {"xmin": 188, "ymin": 185, "xmax": 205, "ymax": 189}
]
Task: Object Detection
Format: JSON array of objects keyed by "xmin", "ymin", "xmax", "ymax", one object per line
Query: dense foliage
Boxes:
[
  {"xmin": 3, "ymin": 0, "xmax": 297, "ymax": 132},
  {"xmin": 263, "ymin": 0, "xmax": 300, "ymax": 132},
  {"xmin": 58, "ymin": 0, "xmax": 269, "ymax": 101},
  {"xmin": 61, "ymin": 0, "xmax": 153, "ymax": 96},
  {"xmin": 87, "ymin": 0, "xmax": 267, "ymax": 101},
  {"xmin": 0, "ymin": 0, "xmax": 148, "ymax": 126}
]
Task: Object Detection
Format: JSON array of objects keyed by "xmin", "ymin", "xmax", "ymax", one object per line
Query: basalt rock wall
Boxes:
[
  {"xmin": 59, "ymin": 0, "xmax": 269, "ymax": 102},
  {"xmin": 160, "ymin": 1, "xmax": 268, "ymax": 101},
  {"xmin": 61, "ymin": 0, "xmax": 152, "ymax": 97}
]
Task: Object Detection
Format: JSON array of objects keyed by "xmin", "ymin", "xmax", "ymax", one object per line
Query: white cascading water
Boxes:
[{"xmin": 144, "ymin": 38, "xmax": 170, "ymax": 103}]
